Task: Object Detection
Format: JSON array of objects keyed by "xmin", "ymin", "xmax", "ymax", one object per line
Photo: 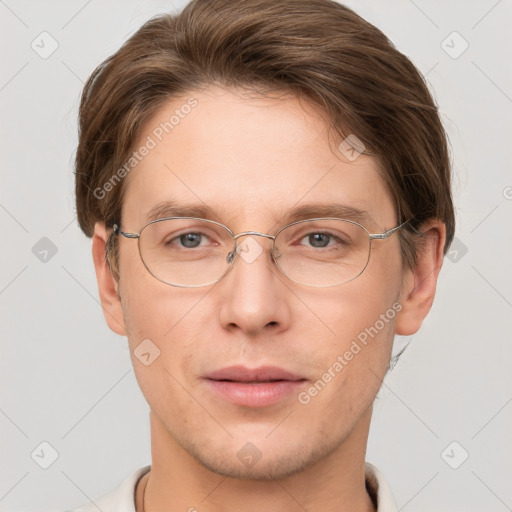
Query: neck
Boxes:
[{"xmin": 136, "ymin": 408, "xmax": 376, "ymax": 512}]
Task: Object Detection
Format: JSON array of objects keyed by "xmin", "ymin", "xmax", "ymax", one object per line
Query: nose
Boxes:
[{"xmin": 217, "ymin": 234, "xmax": 291, "ymax": 336}]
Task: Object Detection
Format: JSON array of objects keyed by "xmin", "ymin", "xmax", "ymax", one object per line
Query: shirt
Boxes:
[{"xmin": 67, "ymin": 462, "xmax": 398, "ymax": 512}]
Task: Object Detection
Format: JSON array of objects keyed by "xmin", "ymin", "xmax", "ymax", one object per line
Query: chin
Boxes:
[{"xmin": 179, "ymin": 427, "xmax": 344, "ymax": 481}]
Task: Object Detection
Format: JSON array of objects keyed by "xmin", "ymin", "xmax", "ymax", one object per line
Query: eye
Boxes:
[
  {"xmin": 298, "ymin": 231, "xmax": 347, "ymax": 249},
  {"xmin": 303, "ymin": 232, "xmax": 333, "ymax": 248},
  {"xmin": 177, "ymin": 232, "xmax": 205, "ymax": 248},
  {"xmin": 166, "ymin": 231, "xmax": 211, "ymax": 249}
]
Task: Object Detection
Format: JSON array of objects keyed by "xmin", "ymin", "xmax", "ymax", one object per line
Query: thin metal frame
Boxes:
[{"xmin": 113, "ymin": 217, "xmax": 408, "ymax": 288}]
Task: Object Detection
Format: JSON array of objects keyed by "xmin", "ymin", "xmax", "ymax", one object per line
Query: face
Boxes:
[{"xmin": 100, "ymin": 86, "xmax": 413, "ymax": 479}]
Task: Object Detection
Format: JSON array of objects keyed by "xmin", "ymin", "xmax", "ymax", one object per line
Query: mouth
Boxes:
[
  {"xmin": 203, "ymin": 365, "xmax": 307, "ymax": 407},
  {"xmin": 204, "ymin": 365, "xmax": 305, "ymax": 382},
  {"xmin": 215, "ymin": 379, "xmax": 293, "ymax": 383}
]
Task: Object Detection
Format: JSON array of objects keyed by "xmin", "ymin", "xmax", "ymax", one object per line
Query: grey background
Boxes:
[{"xmin": 1, "ymin": 1, "xmax": 511, "ymax": 511}]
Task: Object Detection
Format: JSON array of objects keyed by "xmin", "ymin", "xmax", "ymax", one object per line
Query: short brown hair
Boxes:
[{"xmin": 75, "ymin": 0, "xmax": 455, "ymax": 270}]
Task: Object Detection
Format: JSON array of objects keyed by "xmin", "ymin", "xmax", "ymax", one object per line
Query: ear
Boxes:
[
  {"xmin": 92, "ymin": 222, "xmax": 127, "ymax": 336},
  {"xmin": 395, "ymin": 220, "xmax": 446, "ymax": 336}
]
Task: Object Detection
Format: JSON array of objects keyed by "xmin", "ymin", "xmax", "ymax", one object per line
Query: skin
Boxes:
[{"xmin": 92, "ymin": 85, "xmax": 445, "ymax": 512}]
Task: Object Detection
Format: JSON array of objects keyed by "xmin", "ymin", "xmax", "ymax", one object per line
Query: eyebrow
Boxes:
[
  {"xmin": 145, "ymin": 200, "xmax": 222, "ymax": 223},
  {"xmin": 279, "ymin": 203, "xmax": 372, "ymax": 225},
  {"xmin": 144, "ymin": 200, "xmax": 372, "ymax": 227}
]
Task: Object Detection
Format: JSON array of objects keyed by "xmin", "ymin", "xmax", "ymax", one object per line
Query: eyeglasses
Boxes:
[{"xmin": 113, "ymin": 217, "xmax": 408, "ymax": 288}]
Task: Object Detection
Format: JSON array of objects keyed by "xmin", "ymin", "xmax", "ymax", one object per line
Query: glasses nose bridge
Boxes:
[
  {"xmin": 227, "ymin": 230, "xmax": 279, "ymax": 265},
  {"xmin": 233, "ymin": 230, "xmax": 275, "ymax": 243}
]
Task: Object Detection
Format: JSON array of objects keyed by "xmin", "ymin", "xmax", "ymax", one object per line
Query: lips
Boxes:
[
  {"xmin": 204, "ymin": 365, "xmax": 305, "ymax": 383},
  {"xmin": 203, "ymin": 365, "xmax": 307, "ymax": 407}
]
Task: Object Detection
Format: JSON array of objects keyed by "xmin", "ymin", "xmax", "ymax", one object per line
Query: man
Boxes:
[{"xmin": 70, "ymin": 0, "xmax": 454, "ymax": 510}]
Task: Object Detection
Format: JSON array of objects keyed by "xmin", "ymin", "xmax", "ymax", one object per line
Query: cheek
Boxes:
[
  {"xmin": 117, "ymin": 242, "xmax": 187, "ymax": 338},
  {"xmin": 121, "ymin": 281, "xmax": 207, "ymax": 357},
  {"xmin": 120, "ymin": 285, "xmax": 207, "ymax": 420},
  {"xmin": 299, "ymin": 251, "xmax": 402, "ymax": 405},
  {"xmin": 315, "ymin": 286, "xmax": 397, "ymax": 369},
  {"xmin": 117, "ymin": 247, "xmax": 206, "ymax": 378},
  {"xmin": 296, "ymin": 295, "xmax": 397, "ymax": 430},
  {"xmin": 311, "ymin": 254, "xmax": 402, "ymax": 354}
]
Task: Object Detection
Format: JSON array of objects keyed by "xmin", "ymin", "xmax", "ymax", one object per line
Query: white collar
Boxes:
[{"xmin": 365, "ymin": 462, "xmax": 399, "ymax": 511}]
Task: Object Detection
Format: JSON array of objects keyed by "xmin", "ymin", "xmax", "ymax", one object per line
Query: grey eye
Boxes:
[
  {"xmin": 307, "ymin": 233, "xmax": 332, "ymax": 248},
  {"xmin": 178, "ymin": 233, "xmax": 203, "ymax": 248}
]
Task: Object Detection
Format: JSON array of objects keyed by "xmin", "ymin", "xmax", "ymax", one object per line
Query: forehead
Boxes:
[{"xmin": 121, "ymin": 86, "xmax": 395, "ymax": 230}]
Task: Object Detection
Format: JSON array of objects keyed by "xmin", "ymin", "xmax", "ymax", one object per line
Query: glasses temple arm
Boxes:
[{"xmin": 112, "ymin": 224, "xmax": 140, "ymax": 239}]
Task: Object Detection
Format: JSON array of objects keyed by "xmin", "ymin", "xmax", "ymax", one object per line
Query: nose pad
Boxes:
[
  {"xmin": 226, "ymin": 240, "xmax": 280, "ymax": 266},
  {"xmin": 270, "ymin": 246, "xmax": 282, "ymax": 262},
  {"xmin": 226, "ymin": 248, "xmax": 236, "ymax": 264}
]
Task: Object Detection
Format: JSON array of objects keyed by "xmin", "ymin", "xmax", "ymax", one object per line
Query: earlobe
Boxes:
[
  {"xmin": 395, "ymin": 220, "xmax": 446, "ymax": 336},
  {"xmin": 92, "ymin": 222, "xmax": 127, "ymax": 336}
]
